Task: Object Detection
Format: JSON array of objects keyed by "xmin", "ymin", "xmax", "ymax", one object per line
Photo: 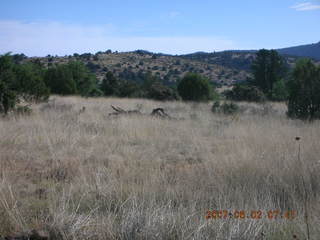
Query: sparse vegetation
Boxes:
[
  {"xmin": 211, "ymin": 100, "xmax": 239, "ymax": 115},
  {"xmin": 0, "ymin": 96, "xmax": 319, "ymax": 240},
  {"xmin": 1, "ymin": 48, "xmax": 320, "ymax": 240}
]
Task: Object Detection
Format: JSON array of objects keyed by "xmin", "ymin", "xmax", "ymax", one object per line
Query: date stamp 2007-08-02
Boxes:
[{"xmin": 205, "ymin": 210, "xmax": 297, "ymax": 220}]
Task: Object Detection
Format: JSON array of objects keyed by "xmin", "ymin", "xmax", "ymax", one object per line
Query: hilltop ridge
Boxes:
[{"xmin": 19, "ymin": 41, "xmax": 319, "ymax": 86}]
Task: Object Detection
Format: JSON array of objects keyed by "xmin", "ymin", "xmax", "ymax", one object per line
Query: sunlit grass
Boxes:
[{"xmin": 0, "ymin": 96, "xmax": 319, "ymax": 239}]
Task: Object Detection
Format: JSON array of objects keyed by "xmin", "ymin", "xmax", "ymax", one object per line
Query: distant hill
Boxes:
[
  {"xmin": 26, "ymin": 50, "xmax": 251, "ymax": 86},
  {"xmin": 180, "ymin": 42, "xmax": 320, "ymax": 75},
  {"xmin": 180, "ymin": 50, "xmax": 303, "ymax": 72},
  {"xmin": 20, "ymin": 42, "xmax": 319, "ymax": 87},
  {"xmin": 181, "ymin": 51, "xmax": 256, "ymax": 71},
  {"xmin": 277, "ymin": 42, "xmax": 320, "ymax": 60}
]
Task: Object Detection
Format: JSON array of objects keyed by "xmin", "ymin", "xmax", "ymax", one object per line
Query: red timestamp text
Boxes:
[{"xmin": 205, "ymin": 210, "xmax": 296, "ymax": 220}]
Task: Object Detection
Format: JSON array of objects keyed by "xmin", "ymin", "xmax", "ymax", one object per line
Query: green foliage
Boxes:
[
  {"xmin": 141, "ymin": 72, "xmax": 158, "ymax": 90},
  {"xmin": 45, "ymin": 61, "xmax": 99, "ymax": 96},
  {"xmin": 86, "ymin": 87, "xmax": 103, "ymax": 97},
  {"xmin": 0, "ymin": 82, "xmax": 16, "ymax": 115},
  {"xmin": 12, "ymin": 53, "xmax": 27, "ymax": 64},
  {"xmin": 14, "ymin": 63, "xmax": 50, "ymax": 101},
  {"xmin": 177, "ymin": 73, "xmax": 213, "ymax": 101},
  {"xmin": 145, "ymin": 83, "xmax": 179, "ymax": 101},
  {"xmin": 224, "ymin": 84, "xmax": 266, "ymax": 102},
  {"xmin": 271, "ymin": 79, "xmax": 288, "ymax": 101},
  {"xmin": 117, "ymin": 80, "xmax": 142, "ymax": 98},
  {"xmin": 182, "ymin": 51, "xmax": 254, "ymax": 71},
  {"xmin": 211, "ymin": 101, "xmax": 221, "ymax": 113},
  {"xmin": 0, "ymin": 54, "xmax": 49, "ymax": 115},
  {"xmin": 0, "ymin": 54, "xmax": 17, "ymax": 114},
  {"xmin": 101, "ymin": 71, "xmax": 120, "ymax": 96},
  {"xmin": 45, "ymin": 65, "xmax": 77, "ymax": 95},
  {"xmin": 67, "ymin": 61, "xmax": 99, "ymax": 97},
  {"xmin": 251, "ymin": 49, "xmax": 287, "ymax": 97},
  {"xmin": 99, "ymin": 70, "xmax": 179, "ymax": 100},
  {"xmin": 86, "ymin": 61, "xmax": 100, "ymax": 72},
  {"xmin": 211, "ymin": 101, "xmax": 239, "ymax": 115},
  {"xmin": 287, "ymin": 59, "xmax": 320, "ymax": 120}
]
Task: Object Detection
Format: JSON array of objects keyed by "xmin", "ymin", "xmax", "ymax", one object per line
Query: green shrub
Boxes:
[
  {"xmin": 1, "ymin": 54, "xmax": 49, "ymax": 115},
  {"xmin": 44, "ymin": 65, "xmax": 77, "ymax": 95},
  {"xmin": 221, "ymin": 102, "xmax": 239, "ymax": 114},
  {"xmin": 287, "ymin": 59, "xmax": 320, "ymax": 120},
  {"xmin": 224, "ymin": 84, "xmax": 266, "ymax": 102},
  {"xmin": 211, "ymin": 101, "xmax": 221, "ymax": 113},
  {"xmin": 271, "ymin": 79, "xmax": 288, "ymax": 101},
  {"xmin": 146, "ymin": 83, "xmax": 179, "ymax": 101},
  {"xmin": 100, "ymin": 71, "xmax": 120, "ymax": 96},
  {"xmin": 177, "ymin": 73, "xmax": 213, "ymax": 101}
]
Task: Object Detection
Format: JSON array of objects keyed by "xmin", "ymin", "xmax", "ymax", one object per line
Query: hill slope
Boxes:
[
  {"xmin": 24, "ymin": 42, "xmax": 319, "ymax": 86},
  {"xmin": 30, "ymin": 51, "xmax": 250, "ymax": 86},
  {"xmin": 277, "ymin": 42, "xmax": 320, "ymax": 60}
]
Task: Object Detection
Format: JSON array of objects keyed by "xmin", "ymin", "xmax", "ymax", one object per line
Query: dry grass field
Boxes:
[{"xmin": 0, "ymin": 96, "xmax": 319, "ymax": 239}]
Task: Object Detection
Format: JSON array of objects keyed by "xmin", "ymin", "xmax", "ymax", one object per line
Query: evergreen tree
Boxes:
[
  {"xmin": 287, "ymin": 59, "xmax": 320, "ymax": 120},
  {"xmin": 271, "ymin": 79, "xmax": 288, "ymax": 101},
  {"xmin": 251, "ymin": 49, "xmax": 286, "ymax": 97},
  {"xmin": 0, "ymin": 54, "xmax": 17, "ymax": 114},
  {"xmin": 101, "ymin": 71, "xmax": 120, "ymax": 96}
]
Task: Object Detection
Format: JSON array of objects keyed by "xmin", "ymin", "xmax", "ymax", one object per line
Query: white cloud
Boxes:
[
  {"xmin": 0, "ymin": 20, "xmax": 236, "ymax": 56},
  {"xmin": 291, "ymin": 2, "xmax": 320, "ymax": 11}
]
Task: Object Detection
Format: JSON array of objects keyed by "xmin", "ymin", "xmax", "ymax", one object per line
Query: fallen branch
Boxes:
[
  {"xmin": 108, "ymin": 105, "xmax": 179, "ymax": 120},
  {"xmin": 109, "ymin": 105, "xmax": 142, "ymax": 117}
]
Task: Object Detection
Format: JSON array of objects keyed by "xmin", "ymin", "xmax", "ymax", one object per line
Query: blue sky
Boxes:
[{"xmin": 0, "ymin": 0, "xmax": 319, "ymax": 56}]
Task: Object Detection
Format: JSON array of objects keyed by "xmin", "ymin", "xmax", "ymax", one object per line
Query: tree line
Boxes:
[
  {"xmin": 0, "ymin": 53, "xmax": 183, "ymax": 114},
  {"xmin": 1, "ymin": 50, "xmax": 320, "ymax": 120},
  {"xmin": 224, "ymin": 49, "xmax": 320, "ymax": 120}
]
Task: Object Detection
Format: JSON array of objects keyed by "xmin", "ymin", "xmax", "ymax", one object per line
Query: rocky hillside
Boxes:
[
  {"xmin": 27, "ymin": 51, "xmax": 250, "ymax": 86},
  {"xmin": 24, "ymin": 42, "xmax": 319, "ymax": 86}
]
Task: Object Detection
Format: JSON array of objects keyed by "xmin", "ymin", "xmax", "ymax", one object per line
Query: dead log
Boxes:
[
  {"xmin": 109, "ymin": 105, "xmax": 142, "ymax": 116},
  {"xmin": 111, "ymin": 105, "xmax": 126, "ymax": 113},
  {"xmin": 151, "ymin": 108, "xmax": 172, "ymax": 119},
  {"xmin": 108, "ymin": 105, "xmax": 178, "ymax": 119}
]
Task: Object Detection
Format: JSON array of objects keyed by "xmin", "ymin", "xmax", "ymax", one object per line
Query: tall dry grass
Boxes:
[{"xmin": 0, "ymin": 96, "xmax": 319, "ymax": 239}]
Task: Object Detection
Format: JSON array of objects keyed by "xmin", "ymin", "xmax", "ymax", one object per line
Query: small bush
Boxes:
[
  {"xmin": 146, "ymin": 83, "xmax": 179, "ymax": 101},
  {"xmin": 224, "ymin": 84, "xmax": 266, "ymax": 102},
  {"xmin": 211, "ymin": 101, "xmax": 221, "ymax": 113},
  {"xmin": 177, "ymin": 73, "xmax": 213, "ymax": 101}
]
